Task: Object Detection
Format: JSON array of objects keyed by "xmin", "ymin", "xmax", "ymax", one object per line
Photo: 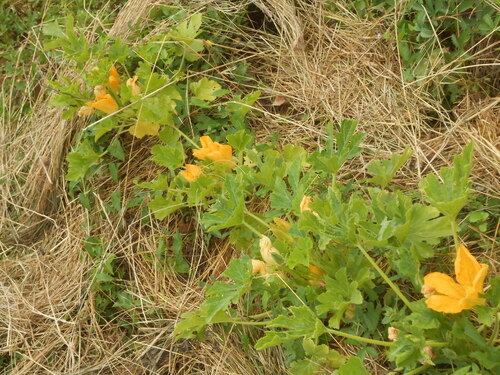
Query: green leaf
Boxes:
[
  {"xmin": 93, "ymin": 118, "xmax": 118, "ymax": 142},
  {"xmin": 316, "ymin": 268, "xmax": 364, "ymax": 329},
  {"xmin": 367, "ymin": 147, "xmax": 413, "ymax": 188},
  {"xmin": 107, "ymin": 139, "xmax": 125, "ymax": 161},
  {"xmin": 204, "ymin": 257, "xmax": 252, "ymax": 322},
  {"xmin": 419, "ymin": 143, "xmax": 473, "ymax": 218},
  {"xmin": 287, "ymin": 237, "xmax": 312, "ymax": 269},
  {"xmin": 138, "ymin": 173, "xmax": 170, "ymax": 191},
  {"xmin": 66, "ymin": 139, "xmax": 101, "ymax": 182},
  {"xmin": 255, "ymin": 306, "xmax": 326, "ymax": 350},
  {"xmin": 226, "ymin": 130, "xmax": 253, "ymax": 153},
  {"xmin": 151, "ymin": 143, "xmax": 184, "ymax": 170},
  {"xmin": 309, "ymin": 120, "xmax": 365, "ymax": 175},
  {"xmin": 190, "ymin": 77, "xmax": 222, "ymax": 102},
  {"xmin": 148, "ymin": 195, "xmax": 184, "ymax": 220},
  {"xmin": 337, "ymin": 356, "xmax": 370, "ymax": 375},
  {"xmin": 202, "ymin": 174, "xmax": 245, "ymax": 231},
  {"xmin": 42, "ymin": 21, "xmax": 66, "ymax": 38}
]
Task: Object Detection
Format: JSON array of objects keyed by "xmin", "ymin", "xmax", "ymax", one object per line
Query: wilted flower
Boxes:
[
  {"xmin": 94, "ymin": 84, "xmax": 108, "ymax": 97},
  {"xmin": 423, "ymin": 245, "xmax": 488, "ymax": 313},
  {"xmin": 180, "ymin": 164, "xmax": 203, "ymax": 182},
  {"xmin": 388, "ymin": 327, "xmax": 399, "ymax": 341},
  {"xmin": 251, "ymin": 259, "xmax": 268, "ymax": 275},
  {"xmin": 126, "ymin": 75, "xmax": 141, "ymax": 96},
  {"xmin": 192, "ymin": 135, "xmax": 235, "ymax": 167},
  {"xmin": 77, "ymin": 106, "xmax": 95, "ymax": 117},
  {"xmin": 421, "ymin": 346, "xmax": 436, "ymax": 365},
  {"xmin": 259, "ymin": 235, "xmax": 279, "ymax": 266}
]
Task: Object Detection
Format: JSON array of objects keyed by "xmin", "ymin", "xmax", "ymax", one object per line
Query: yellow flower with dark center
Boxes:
[
  {"xmin": 192, "ymin": 135, "xmax": 235, "ymax": 167},
  {"xmin": 180, "ymin": 164, "xmax": 203, "ymax": 182},
  {"xmin": 86, "ymin": 94, "xmax": 119, "ymax": 114},
  {"xmin": 423, "ymin": 245, "xmax": 488, "ymax": 314},
  {"xmin": 109, "ymin": 65, "xmax": 120, "ymax": 91}
]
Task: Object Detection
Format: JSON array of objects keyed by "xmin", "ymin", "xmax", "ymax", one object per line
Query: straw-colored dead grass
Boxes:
[{"xmin": 1, "ymin": 0, "xmax": 498, "ymax": 374}]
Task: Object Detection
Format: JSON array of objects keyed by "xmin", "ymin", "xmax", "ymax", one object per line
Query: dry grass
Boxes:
[{"xmin": 1, "ymin": 0, "xmax": 498, "ymax": 374}]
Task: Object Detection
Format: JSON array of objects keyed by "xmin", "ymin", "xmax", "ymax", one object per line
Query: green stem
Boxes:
[
  {"xmin": 404, "ymin": 364, "xmax": 432, "ymax": 375},
  {"xmin": 425, "ymin": 340, "xmax": 447, "ymax": 348},
  {"xmin": 357, "ymin": 243, "xmax": 414, "ymax": 312},
  {"xmin": 488, "ymin": 312, "xmax": 500, "ymax": 345},
  {"xmin": 242, "ymin": 221, "xmax": 262, "ymax": 237},
  {"xmin": 228, "ymin": 319, "xmax": 268, "ymax": 326},
  {"xmin": 171, "ymin": 125, "xmax": 199, "ymax": 148},
  {"xmin": 326, "ymin": 328, "xmax": 393, "ymax": 347},
  {"xmin": 245, "ymin": 211, "xmax": 270, "ymax": 229},
  {"xmin": 450, "ymin": 219, "xmax": 460, "ymax": 251}
]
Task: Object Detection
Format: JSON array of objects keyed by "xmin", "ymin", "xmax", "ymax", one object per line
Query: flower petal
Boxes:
[
  {"xmin": 109, "ymin": 65, "xmax": 120, "ymax": 91},
  {"xmin": 455, "ymin": 245, "xmax": 482, "ymax": 287},
  {"xmin": 472, "ymin": 264, "xmax": 489, "ymax": 295},
  {"xmin": 425, "ymin": 295, "xmax": 464, "ymax": 314},
  {"xmin": 199, "ymin": 136, "xmax": 213, "ymax": 149},
  {"xmin": 423, "ymin": 272, "xmax": 465, "ymax": 299}
]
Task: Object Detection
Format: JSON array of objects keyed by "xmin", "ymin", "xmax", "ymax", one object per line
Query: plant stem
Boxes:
[
  {"xmin": 404, "ymin": 364, "xmax": 432, "ymax": 375},
  {"xmin": 488, "ymin": 312, "xmax": 500, "ymax": 345},
  {"xmin": 171, "ymin": 125, "xmax": 199, "ymax": 148},
  {"xmin": 228, "ymin": 319, "xmax": 268, "ymax": 326},
  {"xmin": 450, "ymin": 219, "xmax": 460, "ymax": 251},
  {"xmin": 326, "ymin": 328, "xmax": 393, "ymax": 347},
  {"xmin": 242, "ymin": 221, "xmax": 262, "ymax": 237},
  {"xmin": 245, "ymin": 210, "xmax": 270, "ymax": 229},
  {"xmin": 357, "ymin": 243, "xmax": 414, "ymax": 312},
  {"xmin": 425, "ymin": 340, "xmax": 447, "ymax": 347}
]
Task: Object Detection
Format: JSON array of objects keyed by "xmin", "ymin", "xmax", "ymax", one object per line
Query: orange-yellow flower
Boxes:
[
  {"xmin": 180, "ymin": 164, "xmax": 203, "ymax": 182},
  {"xmin": 192, "ymin": 135, "xmax": 235, "ymax": 167},
  {"xmin": 308, "ymin": 264, "xmax": 325, "ymax": 286},
  {"xmin": 423, "ymin": 245, "xmax": 488, "ymax": 314},
  {"xmin": 108, "ymin": 65, "xmax": 120, "ymax": 91},
  {"xmin": 86, "ymin": 94, "xmax": 119, "ymax": 114},
  {"xmin": 126, "ymin": 75, "xmax": 141, "ymax": 96}
]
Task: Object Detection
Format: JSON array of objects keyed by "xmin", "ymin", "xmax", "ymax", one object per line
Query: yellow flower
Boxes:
[
  {"xmin": 192, "ymin": 135, "xmax": 235, "ymax": 167},
  {"xmin": 86, "ymin": 94, "xmax": 119, "ymax": 114},
  {"xmin": 423, "ymin": 245, "xmax": 488, "ymax": 314},
  {"xmin": 108, "ymin": 65, "xmax": 120, "ymax": 91},
  {"xmin": 126, "ymin": 75, "xmax": 141, "ymax": 96},
  {"xmin": 180, "ymin": 164, "xmax": 203, "ymax": 182}
]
